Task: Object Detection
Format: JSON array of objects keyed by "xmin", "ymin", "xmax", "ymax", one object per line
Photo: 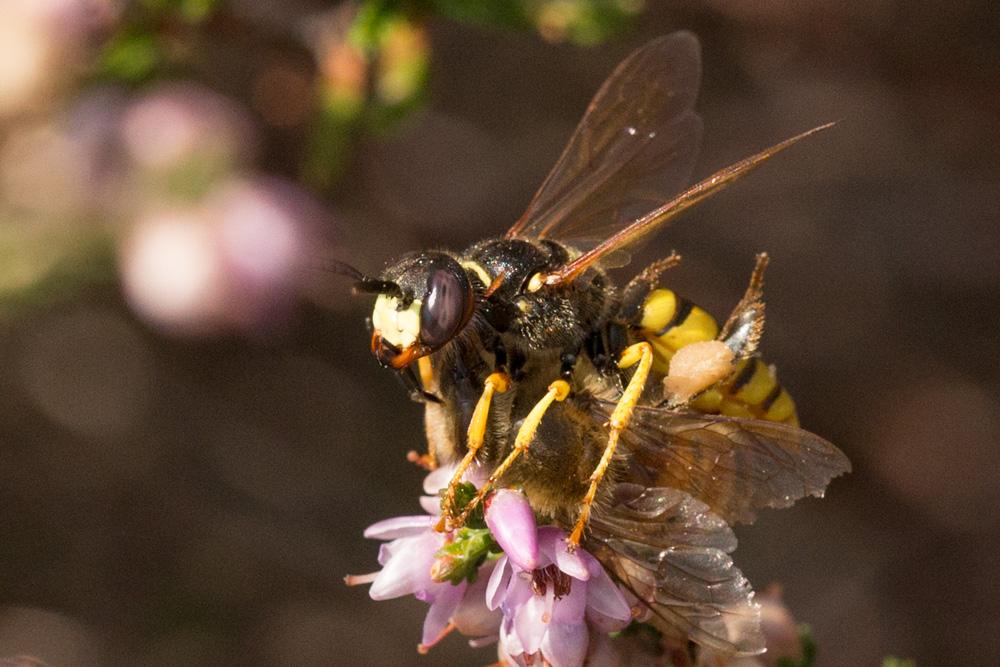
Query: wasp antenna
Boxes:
[
  {"xmin": 319, "ymin": 258, "xmax": 367, "ymax": 281},
  {"xmin": 353, "ymin": 279, "xmax": 404, "ymax": 299},
  {"xmin": 316, "ymin": 258, "xmax": 403, "ymax": 298}
]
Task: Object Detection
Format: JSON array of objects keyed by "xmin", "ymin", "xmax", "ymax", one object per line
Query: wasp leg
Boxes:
[
  {"xmin": 567, "ymin": 341, "xmax": 653, "ymax": 549},
  {"xmin": 435, "ymin": 371, "xmax": 511, "ymax": 532},
  {"xmin": 452, "ymin": 378, "xmax": 572, "ymax": 530},
  {"xmin": 718, "ymin": 252, "xmax": 769, "ymax": 360}
]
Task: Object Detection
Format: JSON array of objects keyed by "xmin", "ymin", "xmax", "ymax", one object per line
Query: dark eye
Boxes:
[{"xmin": 420, "ymin": 261, "xmax": 473, "ymax": 349}]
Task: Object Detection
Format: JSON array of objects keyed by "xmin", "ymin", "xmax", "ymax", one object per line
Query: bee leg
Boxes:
[
  {"xmin": 452, "ymin": 377, "xmax": 572, "ymax": 529},
  {"xmin": 567, "ymin": 341, "xmax": 653, "ymax": 549},
  {"xmin": 435, "ymin": 371, "xmax": 511, "ymax": 531}
]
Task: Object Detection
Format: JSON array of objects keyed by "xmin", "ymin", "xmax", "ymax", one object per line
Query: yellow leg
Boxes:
[
  {"xmin": 452, "ymin": 378, "xmax": 571, "ymax": 530},
  {"xmin": 417, "ymin": 356, "xmax": 437, "ymax": 392},
  {"xmin": 567, "ymin": 342, "xmax": 652, "ymax": 548},
  {"xmin": 436, "ymin": 372, "xmax": 510, "ymax": 532}
]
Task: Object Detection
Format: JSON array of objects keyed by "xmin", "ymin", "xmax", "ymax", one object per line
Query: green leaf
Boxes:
[
  {"xmin": 98, "ymin": 31, "xmax": 160, "ymax": 82},
  {"xmin": 432, "ymin": 526, "xmax": 500, "ymax": 585}
]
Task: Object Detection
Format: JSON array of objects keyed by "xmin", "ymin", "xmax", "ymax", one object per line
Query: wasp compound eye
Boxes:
[{"xmin": 420, "ymin": 257, "xmax": 474, "ymax": 349}]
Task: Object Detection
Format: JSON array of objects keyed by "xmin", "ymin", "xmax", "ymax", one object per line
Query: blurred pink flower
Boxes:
[
  {"xmin": 121, "ymin": 82, "xmax": 255, "ymax": 173},
  {"xmin": 121, "ymin": 208, "xmax": 226, "ymax": 333},
  {"xmin": 121, "ymin": 176, "xmax": 325, "ymax": 335},
  {"xmin": 208, "ymin": 177, "xmax": 321, "ymax": 329}
]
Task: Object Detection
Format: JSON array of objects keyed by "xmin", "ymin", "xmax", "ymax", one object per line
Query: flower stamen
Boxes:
[
  {"xmin": 417, "ymin": 621, "xmax": 456, "ymax": 654},
  {"xmin": 530, "ymin": 564, "xmax": 572, "ymax": 599},
  {"xmin": 343, "ymin": 572, "xmax": 379, "ymax": 586}
]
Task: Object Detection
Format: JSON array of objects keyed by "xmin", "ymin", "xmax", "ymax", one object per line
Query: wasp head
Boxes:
[{"xmin": 366, "ymin": 252, "xmax": 475, "ymax": 369}]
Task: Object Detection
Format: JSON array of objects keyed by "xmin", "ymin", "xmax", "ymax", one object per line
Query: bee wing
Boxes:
[
  {"xmin": 595, "ymin": 403, "xmax": 851, "ymax": 525},
  {"xmin": 505, "ymin": 32, "xmax": 703, "ymax": 262},
  {"xmin": 587, "ymin": 483, "xmax": 764, "ymax": 655}
]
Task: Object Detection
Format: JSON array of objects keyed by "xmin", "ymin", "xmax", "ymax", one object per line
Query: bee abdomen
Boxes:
[
  {"xmin": 638, "ymin": 288, "xmax": 719, "ymax": 374},
  {"xmin": 690, "ymin": 357, "xmax": 799, "ymax": 426}
]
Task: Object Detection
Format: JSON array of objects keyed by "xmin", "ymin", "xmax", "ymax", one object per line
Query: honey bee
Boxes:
[{"xmin": 337, "ymin": 32, "xmax": 849, "ymax": 656}]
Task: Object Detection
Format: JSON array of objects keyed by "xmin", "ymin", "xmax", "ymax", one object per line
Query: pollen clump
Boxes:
[{"xmin": 664, "ymin": 340, "xmax": 735, "ymax": 403}]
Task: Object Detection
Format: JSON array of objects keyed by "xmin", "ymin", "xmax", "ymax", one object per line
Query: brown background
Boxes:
[{"xmin": 2, "ymin": 2, "xmax": 999, "ymax": 665}]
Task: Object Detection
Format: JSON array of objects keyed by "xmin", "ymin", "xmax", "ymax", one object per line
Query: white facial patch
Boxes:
[{"xmin": 372, "ymin": 294, "xmax": 422, "ymax": 349}]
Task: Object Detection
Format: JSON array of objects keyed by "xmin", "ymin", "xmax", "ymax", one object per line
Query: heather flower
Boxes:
[
  {"xmin": 485, "ymin": 492, "xmax": 633, "ymax": 667},
  {"xmin": 352, "ymin": 469, "xmax": 643, "ymax": 664},
  {"xmin": 345, "ymin": 463, "xmax": 501, "ymax": 653}
]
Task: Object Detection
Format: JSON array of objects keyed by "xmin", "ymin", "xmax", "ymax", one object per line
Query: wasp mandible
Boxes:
[{"xmin": 336, "ymin": 32, "xmax": 849, "ymax": 655}]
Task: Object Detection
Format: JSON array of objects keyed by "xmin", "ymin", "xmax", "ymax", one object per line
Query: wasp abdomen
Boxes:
[
  {"xmin": 690, "ymin": 357, "xmax": 799, "ymax": 425},
  {"xmin": 638, "ymin": 288, "xmax": 719, "ymax": 374},
  {"xmin": 637, "ymin": 288, "xmax": 799, "ymax": 425}
]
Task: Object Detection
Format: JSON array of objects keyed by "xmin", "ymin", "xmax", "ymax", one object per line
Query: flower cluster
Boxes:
[{"xmin": 347, "ymin": 465, "xmax": 635, "ymax": 665}]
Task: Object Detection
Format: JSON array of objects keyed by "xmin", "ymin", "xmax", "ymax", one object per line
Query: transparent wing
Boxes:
[
  {"xmin": 586, "ymin": 483, "xmax": 764, "ymax": 656},
  {"xmin": 506, "ymin": 31, "xmax": 702, "ymax": 259},
  {"xmin": 593, "ymin": 403, "xmax": 851, "ymax": 525}
]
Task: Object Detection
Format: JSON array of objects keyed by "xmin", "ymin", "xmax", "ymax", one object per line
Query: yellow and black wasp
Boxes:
[{"xmin": 337, "ymin": 32, "xmax": 850, "ymax": 656}]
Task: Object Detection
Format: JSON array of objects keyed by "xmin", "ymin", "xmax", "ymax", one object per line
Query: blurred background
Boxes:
[{"xmin": 0, "ymin": 0, "xmax": 997, "ymax": 665}]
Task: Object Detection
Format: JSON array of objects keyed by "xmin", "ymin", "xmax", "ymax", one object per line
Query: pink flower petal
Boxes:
[
  {"xmin": 514, "ymin": 585, "xmax": 550, "ymax": 655},
  {"xmin": 584, "ymin": 568, "xmax": 632, "ymax": 625},
  {"xmin": 419, "ymin": 495, "xmax": 441, "ymax": 515},
  {"xmin": 538, "ymin": 527, "xmax": 589, "ymax": 580},
  {"xmin": 423, "ymin": 464, "xmax": 455, "ymax": 494},
  {"xmin": 453, "ymin": 561, "xmax": 502, "ymax": 637},
  {"xmin": 376, "ymin": 542, "xmax": 395, "ymax": 566},
  {"xmin": 540, "ymin": 621, "xmax": 588, "ymax": 667},
  {"xmin": 363, "ymin": 515, "xmax": 435, "ymax": 540},
  {"xmin": 485, "ymin": 490, "xmax": 539, "ymax": 571},
  {"xmin": 485, "ymin": 555, "xmax": 512, "ymax": 611},
  {"xmin": 549, "ymin": 576, "xmax": 587, "ymax": 625},
  {"xmin": 587, "ymin": 608, "xmax": 632, "ymax": 634},
  {"xmin": 499, "ymin": 620, "xmax": 529, "ymax": 665},
  {"xmin": 503, "ymin": 573, "xmax": 534, "ymax": 613},
  {"xmin": 421, "ymin": 580, "xmax": 467, "ymax": 647},
  {"xmin": 369, "ymin": 531, "xmax": 442, "ymax": 600},
  {"xmin": 464, "ymin": 462, "xmax": 488, "ymax": 487}
]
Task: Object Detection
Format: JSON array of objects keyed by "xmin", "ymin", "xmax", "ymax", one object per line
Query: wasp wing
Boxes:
[
  {"xmin": 594, "ymin": 403, "xmax": 851, "ymax": 525},
  {"xmin": 505, "ymin": 31, "xmax": 702, "ymax": 260},
  {"xmin": 587, "ymin": 483, "xmax": 764, "ymax": 655}
]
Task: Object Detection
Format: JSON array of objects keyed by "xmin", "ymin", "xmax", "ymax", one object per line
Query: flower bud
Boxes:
[{"xmin": 485, "ymin": 489, "xmax": 539, "ymax": 571}]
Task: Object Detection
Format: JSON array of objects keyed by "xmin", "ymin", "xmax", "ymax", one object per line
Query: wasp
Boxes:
[{"xmin": 336, "ymin": 32, "xmax": 850, "ymax": 656}]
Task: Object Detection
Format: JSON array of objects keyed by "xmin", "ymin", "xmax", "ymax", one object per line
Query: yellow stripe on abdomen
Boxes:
[
  {"xmin": 639, "ymin": 289, "xmax": 719, "ymax": 374},
  {"xmin": 690, "ymin": 358, "xmax": 799, "ymax": 425}
]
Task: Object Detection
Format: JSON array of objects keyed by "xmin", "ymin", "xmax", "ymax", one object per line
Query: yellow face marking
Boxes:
[{"xmin": 372, "ymin": 294, "xmax": 422, "ymax": 349}]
